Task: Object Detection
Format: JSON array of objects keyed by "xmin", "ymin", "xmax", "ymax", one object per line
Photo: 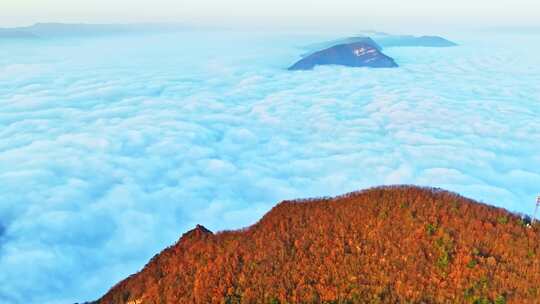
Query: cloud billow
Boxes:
[{"xmin": 0, "ymin": 31, "xmax": 539, "ymax": 303}]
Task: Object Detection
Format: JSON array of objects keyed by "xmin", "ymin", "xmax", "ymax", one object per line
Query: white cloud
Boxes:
[{"xmin": 0, "ymin": 31, "xmax": 539, "ymax": 303}]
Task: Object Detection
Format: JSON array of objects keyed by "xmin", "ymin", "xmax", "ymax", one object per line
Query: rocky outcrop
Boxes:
[{"xmin": 180, "ymin": 224, "xmax": 213, "ymax": 241}]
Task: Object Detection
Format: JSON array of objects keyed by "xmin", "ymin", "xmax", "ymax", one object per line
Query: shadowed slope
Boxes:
[
  {"xmin": 289, "ymin": 42, "xmax": 398, "ymax": 70},
  {"xmin": 95, "ymin": 186, "xmax": 540, "ymax": 304}
]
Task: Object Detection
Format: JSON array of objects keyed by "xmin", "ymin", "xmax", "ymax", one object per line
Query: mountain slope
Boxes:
[
  {"xmin": 289, "ymin": 42, "xmax": 398, "ymax": 70},
  {"xmin": 94, "ymin": 186, "xmax": 540, "ymax": 304}
]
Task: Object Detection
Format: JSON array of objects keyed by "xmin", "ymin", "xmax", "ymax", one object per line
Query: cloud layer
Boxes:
[{"xmin": 0, "ymin": 31, "xmax": 539, "ymax": 303}]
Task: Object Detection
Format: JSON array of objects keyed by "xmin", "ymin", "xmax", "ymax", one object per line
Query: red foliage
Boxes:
[{"xmin": 95, "ymin": 186, "xmax": 540, "ymax": 304}]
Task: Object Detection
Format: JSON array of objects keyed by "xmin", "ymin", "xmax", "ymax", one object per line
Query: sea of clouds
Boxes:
[{"xmin": 0, "ymin": 30, "xmax": 539, "ymax": 303}]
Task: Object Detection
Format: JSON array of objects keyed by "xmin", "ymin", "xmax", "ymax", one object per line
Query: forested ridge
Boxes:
[{"xmin": 94, "ymin": 186, "xmax": 540, "ymax": 304}]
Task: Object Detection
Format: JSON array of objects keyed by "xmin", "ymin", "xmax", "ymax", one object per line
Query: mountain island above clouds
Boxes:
[
  {"xmin": 290, "ymin": 33, "xmax": 457, "ymax": 70},
  {"xmin": 88, "ymin": 186, "xmax": 539, "ymax": 304},
  {"xmin": 288, "ymin": 42, "xmax": 398, "ymax": 70}
]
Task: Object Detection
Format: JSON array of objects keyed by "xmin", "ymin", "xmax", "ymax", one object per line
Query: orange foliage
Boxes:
[{"xmin": 94, "ymin": 186, "xmax": 540, "ymax": 304}]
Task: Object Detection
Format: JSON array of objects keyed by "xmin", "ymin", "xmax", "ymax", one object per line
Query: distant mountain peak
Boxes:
[{"xmin": 289, "ymin": 41, "xmax": 398, "ymax": 71}]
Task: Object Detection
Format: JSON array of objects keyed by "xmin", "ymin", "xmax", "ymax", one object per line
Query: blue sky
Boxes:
[{"xmin": 1, "ymin": 0, "xmax": 539, "ymax": 29}]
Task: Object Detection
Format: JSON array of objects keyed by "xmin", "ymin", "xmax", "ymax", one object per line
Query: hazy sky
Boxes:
[{"xmin": 1, "ymin": 0, "xmax": 539, "ymax": 29}]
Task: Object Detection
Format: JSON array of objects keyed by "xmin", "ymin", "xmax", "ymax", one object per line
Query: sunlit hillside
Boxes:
[{"xmin": 95, "ymin": 186, "xmax": 540, "ymax": 304}]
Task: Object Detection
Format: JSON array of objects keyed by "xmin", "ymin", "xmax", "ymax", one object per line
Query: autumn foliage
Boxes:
[{"xmin": 94, "ymin": 186, "xmax": 540, "ymax": 304}]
